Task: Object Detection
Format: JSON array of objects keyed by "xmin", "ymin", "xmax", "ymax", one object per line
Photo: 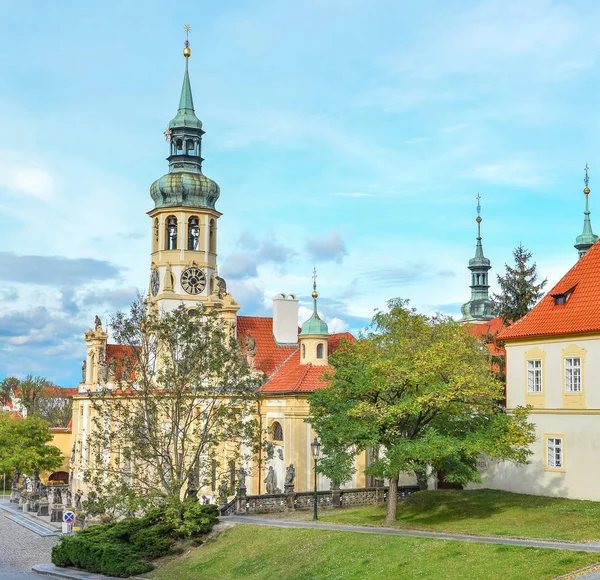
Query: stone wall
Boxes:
[{"xmin": 220, "ymin": 485, "xmax": 420, "ymax": 516}]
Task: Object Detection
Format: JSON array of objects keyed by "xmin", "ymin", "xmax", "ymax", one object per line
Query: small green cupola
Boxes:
[
  {"xmin": 460, "ymin": 194, "xmax": 495, "ymax": 323},
  {"xmin": 299, "ymin": 269, "xmax": 329, "ymax": 366},
  {"xmin": 575, "ymin": 163, "xmax": 599, "ymax": 259},
  {"xmin": 150, "ymin": 28, "xmax": 220, "ymax": 211},
  {"xmin": 300, "ymin": 271, "xmax": 329, "ymax": 336}
]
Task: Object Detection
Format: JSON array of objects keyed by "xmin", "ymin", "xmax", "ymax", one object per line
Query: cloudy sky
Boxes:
[{"xmin": 1, "ymin": 0, "xmax": 599, "ymax": 387}]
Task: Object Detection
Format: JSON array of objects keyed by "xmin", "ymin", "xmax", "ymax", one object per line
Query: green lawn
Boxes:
[
  {"xmin": 147, "ymin": 524, "xmax": 599, "ymax": 580},
  {"xmin": 319, "ymin": 489, "xmax": 600, "ymax": 541}
]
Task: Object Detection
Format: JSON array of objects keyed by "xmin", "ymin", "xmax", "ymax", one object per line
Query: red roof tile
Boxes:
[
  {"xmin": 260, "ymin": 332, "xmax": 356, "ymax": 394},
  {"xmin": 237, "ymin": 316, "xmax": 298, "ymax": 376},
  {"xmin": 463, "ymin": 317, "xmax": 506, "ymax": 356},
  {"xmin": 499, "ymin": 240, "xmax": 600, "ymax": 341}
]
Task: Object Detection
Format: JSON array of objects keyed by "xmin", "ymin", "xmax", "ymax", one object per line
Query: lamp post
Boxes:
[{"xmin": 310, "ymin": 437, "xmax": 321, "ymax": 521}]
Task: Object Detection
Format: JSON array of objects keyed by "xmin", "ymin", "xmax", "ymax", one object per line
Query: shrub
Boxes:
[{"xmin": 51, "ymin": 501, "xmax": 218, "ymax": 577}]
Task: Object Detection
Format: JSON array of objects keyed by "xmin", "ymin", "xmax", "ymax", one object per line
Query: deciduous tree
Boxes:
[
  {"xmin": 84, "ymin": 297, "xmax": 264, "ymax": 516},
  {"xmin": 309, "ymin": 299, "xmax": 534, "ymax": 524},
  {"xmin": 0, "ymin": 413, "xmax": 63, "ymax": 474}
]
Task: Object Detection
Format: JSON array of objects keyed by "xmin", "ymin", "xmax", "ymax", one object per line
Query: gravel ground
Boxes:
[{"xmin": 0, "ymin": 512, "xmax": 58, "ymax": 579}]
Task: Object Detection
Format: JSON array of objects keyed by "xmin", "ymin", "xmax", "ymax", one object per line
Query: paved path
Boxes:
[
  {"xmin": 223, "ymin": 515, "xmax": 600, "ymax": 554},
  {"xmin": 0, "ymin": 508, "xmax": 58, "ymax": 579}
]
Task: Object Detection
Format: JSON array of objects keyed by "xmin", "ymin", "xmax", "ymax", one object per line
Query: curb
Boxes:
[{"xmin": 32, "ymin": 564, "xmax": 151, "ymax": 580}]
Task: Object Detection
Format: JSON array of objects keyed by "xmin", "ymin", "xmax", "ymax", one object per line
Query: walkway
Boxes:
[
  {"xmin": 0, "ymin": 505, "xmax": 58, "ymax": 579},
  {"xmin": 222, "ymin": 514, "xmax": 600, "ymax": 554}
]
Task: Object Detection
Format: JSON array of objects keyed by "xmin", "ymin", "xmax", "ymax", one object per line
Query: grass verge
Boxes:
[
  {"xmin": 318, "ymin": 489, "xmax": 600, "ymax": 541},
  {"xmin": 147, "ymin": 524, "xmax": 599, "ymax": 580}
]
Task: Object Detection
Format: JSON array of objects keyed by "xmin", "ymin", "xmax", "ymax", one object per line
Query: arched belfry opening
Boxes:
[
  {"xmin": 188, "ymin": 216, "xmax": 199, "ymax": 250},
  {"xmin": 166, "ymin": 216, "xmax": 178, "ymax": 250}
]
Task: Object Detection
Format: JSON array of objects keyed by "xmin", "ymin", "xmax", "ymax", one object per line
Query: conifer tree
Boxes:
[{"xmin": 492, "ymin": 244, "xmax": 547, "ymax": 325}]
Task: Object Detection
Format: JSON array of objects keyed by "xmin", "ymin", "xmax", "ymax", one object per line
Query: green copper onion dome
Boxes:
[
  {"xmin": 300, "ymin": 274, "xmax": 329, "ymax": 336},
  {"xmin": 150, "ymin": 33, "xmax": 220, "ymax": 210}
]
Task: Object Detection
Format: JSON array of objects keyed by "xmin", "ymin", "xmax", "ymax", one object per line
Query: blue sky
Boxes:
[{"xmin": 1, "ymin": 0, "xmax": 599, "ymax": 387}]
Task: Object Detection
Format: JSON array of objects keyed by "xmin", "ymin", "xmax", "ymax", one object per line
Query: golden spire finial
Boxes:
[
  {"xmin": 584, "ymin": 162, "xmax": 591, "ymax": 195},
  {"xmin": 312, "ymin": 267, "xmax": 319, "ymax": 300},
  {"xmin": 183, "ymin": 25, "xmax": 192, "ymax": 58}
]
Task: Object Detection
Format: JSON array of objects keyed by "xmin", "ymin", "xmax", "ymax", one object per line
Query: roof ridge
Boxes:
[{"xmin": 262, "ymin": 347, "xmax": 299, "ymax": 385}]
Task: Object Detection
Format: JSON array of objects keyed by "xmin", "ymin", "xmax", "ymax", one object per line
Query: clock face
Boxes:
[
  {"xmin": 150, "ymin": 269, "xmax": 160, "ymax": 297},
  {"xmin": 181, "ymin": 267, "xmax": 206, "ymax": 295}
]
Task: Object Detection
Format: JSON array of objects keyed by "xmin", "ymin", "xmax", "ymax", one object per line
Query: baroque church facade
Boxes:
[{"xmin": 70, "ymin": 38, "xmax": 371, "ymax": 499}]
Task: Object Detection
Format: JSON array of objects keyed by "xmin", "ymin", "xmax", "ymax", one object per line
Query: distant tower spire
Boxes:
[
  {"xmin": 460, "ymin": 194, "xmax": 495, "ymax": 323},
  {"xmin": 574, "ymin": 162, "xmax": 599, "ymax": 259}
]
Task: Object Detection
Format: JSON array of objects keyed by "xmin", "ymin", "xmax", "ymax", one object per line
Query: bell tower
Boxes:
[
  {"xmin": 574, "ymin": 163, "xmax": 599, "ymax": 259},
  {"xmin": 147, "ymin": 27, "xmax": 239, "ymax": 328},
  {"xmin": 460, "ymin": 194, "xmax": 495, "ymax": 323}
]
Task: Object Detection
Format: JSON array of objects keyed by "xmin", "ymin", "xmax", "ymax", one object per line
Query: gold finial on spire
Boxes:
[
  {"xmin": 183, "ymin": 25, "xmax": 192, "ymax": 58},
  {"xmin": 312, "ymin": 267, "xmax": 319, "ymax": 299},
  {"xmin": 476, "ymin": 193, "xmax": 482, "ymax": 224}
]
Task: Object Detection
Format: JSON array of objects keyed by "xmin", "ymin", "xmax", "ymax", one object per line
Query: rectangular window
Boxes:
[
  {"xmin": 565, "ymin": 357, "xmax": 582, "ymax": 392},
  {"xmin": 547, "ymin": 437, "xmax": 563, "ymax": 469},
  {"xmin": 527, "ymin": 359, "xmax": 543, "ymax": 393}
]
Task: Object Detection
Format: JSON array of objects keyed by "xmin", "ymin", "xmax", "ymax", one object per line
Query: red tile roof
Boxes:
[
  {"xmin": 463, "ymin": 317, "xmax": 506, "ymax": 356},
  {"xmin": 104, "ymin": 316, "xmax": 355, "ymax": 395},
  {"xmin": 260, "ymin": 332, "xmax": 356, "ymax": 394},
  {"xmin": 499, "ymin": 240, "xmax": 600, "ymax": 341},
  {"xmin": 237, "ymin": 316, "xmax": 298, "ymax": 376}
]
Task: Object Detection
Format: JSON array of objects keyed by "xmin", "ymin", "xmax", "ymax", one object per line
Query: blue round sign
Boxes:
[{"xmin": 63, "ymin": 511, "xmax": 75, "ymax": 524}]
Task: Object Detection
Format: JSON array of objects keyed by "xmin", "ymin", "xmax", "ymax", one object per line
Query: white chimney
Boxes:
[{"xmin": 272, "ymin": 293, "xmax": 299, "ymax": 344}]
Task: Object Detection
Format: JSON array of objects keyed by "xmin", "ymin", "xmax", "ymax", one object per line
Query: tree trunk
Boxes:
[
  {"xmin": 384, "ymin": 475, "xmax": 399, "ymax": 525},
  {"xmin": 416, "ymin": 469, "xmax": 428, "ymax": 491}
]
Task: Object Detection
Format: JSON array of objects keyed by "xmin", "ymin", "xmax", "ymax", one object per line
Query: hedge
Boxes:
[{"xmin": 52, "ymin": 502, "xmax": 218, "ymax": 577}]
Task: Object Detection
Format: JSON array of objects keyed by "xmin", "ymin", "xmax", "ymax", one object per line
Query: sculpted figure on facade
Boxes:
[
  {"xmin": 285, "ymin": 464, "xmax": 295, "ymax": 486},
  {"xmin": 94, "ymin": 315, "xmax": 102, "ymax": 331},
  {"xmin": 244, "ymin": 334, "xmax": 257, "ymax": 369},
  {"xmin": 264, "ymin": 466, "xmax": 277, "ymax": 494}
]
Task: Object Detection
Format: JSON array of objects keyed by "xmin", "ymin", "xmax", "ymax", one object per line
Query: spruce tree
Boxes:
[{"xmin": 492, "ymin": 243, "xmax": 547, "ymax": 325}]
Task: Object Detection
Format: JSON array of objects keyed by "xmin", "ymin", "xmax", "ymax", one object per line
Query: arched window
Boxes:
[
  {"xmin": 176, "ymin": 139, "xmax": 183, "ymax": 154},
  {"xmin": 316, "ymin": 343, "xmax": 324, "ymax": 359},
  {"xmin": 186, "ymin": 140, "xmax": 195, "ymax": 156},
  {"xmin": 209, "ymin": 219, "xmax": 216, "ymax": 253},
  {"xmin": 272, "ymin": 421, "xmax": 283, "ymax": 442},
  {"xmin": 188, "ymin": 216, "xmax": 199, "ymax": 250},
  {"xmin": 166, "ymin": 216, "xmax": 177, "ymax": 250},
  {"xmin": 302, "ymin": 344, "xmax": 306, "ymax": 358}
]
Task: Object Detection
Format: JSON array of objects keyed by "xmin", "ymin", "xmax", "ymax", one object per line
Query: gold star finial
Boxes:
[{"xmin": 183, "ymin": 25, "xmax": 192, "ymax": 58}]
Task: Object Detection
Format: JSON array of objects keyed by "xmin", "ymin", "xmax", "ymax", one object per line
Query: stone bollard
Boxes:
[
  {"xmin": 284, "ymin": 484, "xmax": 295, "ymax": 512},
  {"xmin": 37, "ymin": 500, "xmax": 49, "ymax": 517},
  {"xmin": 50, "ymin": 504, "xmax": 63, "ymax": 523}
]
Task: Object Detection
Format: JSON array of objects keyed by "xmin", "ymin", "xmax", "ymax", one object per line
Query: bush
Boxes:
[{"xmin": 51, "ymin": 502, "xmax": 219, "ymax": 577}]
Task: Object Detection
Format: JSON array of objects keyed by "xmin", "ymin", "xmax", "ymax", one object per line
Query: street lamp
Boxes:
[{"xmin": 310, "ymin": 437, "xmax": 321, "ymax": 521}]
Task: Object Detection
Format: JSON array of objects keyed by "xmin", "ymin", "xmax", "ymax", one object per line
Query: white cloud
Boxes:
[
  {"xmin": 0, "ymin": 157, "xmax": 54, "ymax": 201},
  {"xmin": 460, "ymin": 159, "xmax": 544, "ymax": 187}
]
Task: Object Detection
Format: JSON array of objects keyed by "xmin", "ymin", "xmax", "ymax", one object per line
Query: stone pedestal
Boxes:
[
  {"xmin": 37, "ymin": 500, "xmax": 49, "ymax": 517},
  {"xmin": 18, "ymin": 496, "xmax": 25, "ymax": 510},
  {"xmin": 284, "ymin": 484, "xmax": 295, "ymax": 512},
  {"xmin": 236, "ymin": 485, "xmax": 247, "ymax": 515},
  {"xmin": 50, "ymin": 505, "xmax": 63, "ymax": 523},
  {"xmin": 331, "ymin": 483, "xmax": 341, "ymax": 508},
  {"xmin": 10, "ymin": 489, "xmax": 20, "ymax": 503}
]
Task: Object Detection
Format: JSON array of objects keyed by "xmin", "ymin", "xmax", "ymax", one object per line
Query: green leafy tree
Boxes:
[
  {"xmin": 18, "ymin": 375, "xmax": 55, "ymax": 417},
  {"xmin": 84, "ymin": 296, "xmax": 264, "ymax": 516},
  {"xmin": 309, "ymin": 299, "xmax": 535, "ymax": 524},
  {"xmin": 0, "ymin": 413, "xmax": 63, "ymax": 474},
  {"xmin": 492, "ymin": 243, "xmax": 547, "ymax": 325}
]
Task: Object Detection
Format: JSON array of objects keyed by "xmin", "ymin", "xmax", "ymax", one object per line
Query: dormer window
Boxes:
[{"xmin": 552, "ymin": 285, "xmax": 576, "ymax": 306}]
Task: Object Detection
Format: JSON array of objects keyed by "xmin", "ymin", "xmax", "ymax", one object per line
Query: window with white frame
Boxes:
[
  {"xmin": 565, "ymin": 357, "xmax": 582, "ymax": 392},
  {"xmin": 547, "ymin": 437, "xmax": 563, "ymax": 468},
  {"xmin": 527, "ymin": 359, "xmax": 543, "ymax": 393}
]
